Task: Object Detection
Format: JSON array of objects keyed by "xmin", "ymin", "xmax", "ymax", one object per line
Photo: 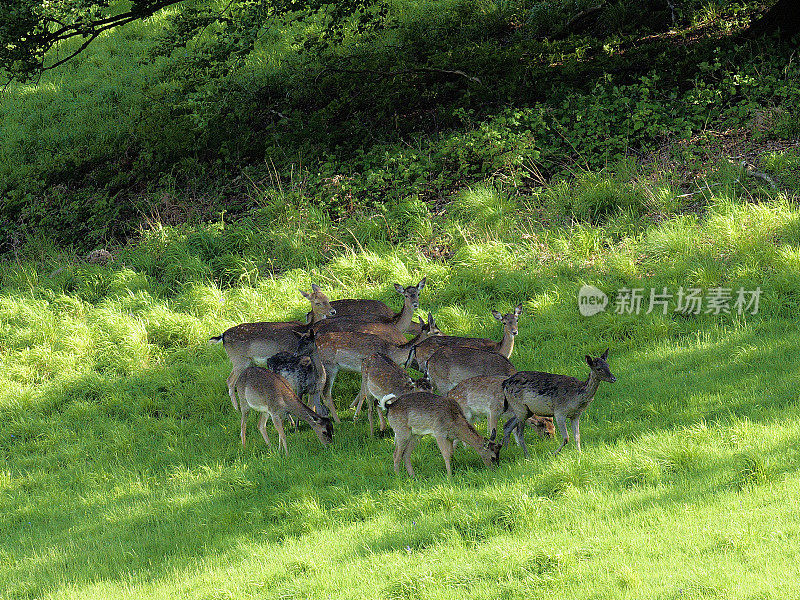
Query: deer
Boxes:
[
  {"xmin": 411, "ymin": 303, "xmax": 523, "ymax": 372},
  {"xmin": 384, "ymin": 391, "xmax": 502, "ymax": 477},
  {"xmin": 265, "ymin": 329, "xmax": 320, "ymax": 404},
  {"xmin": 424, "ymin": 346, "xmax": 517, "ymax": 396},
  {"xmin": 210, "ymin": 285, "xmax": 334, "ymax": 411},
  {"xmin": 234, "ymin": 365, "xmax": 334, "ymax": 454},
  {"xmin": 350, "ymin": 352, "xmax": 428, "ymax": 437},
  {"xmin": 502, "ymin": 349, "xmax": 616, "ymax": 456},
  {"xmin": 446, "ymin": 375, "xmax": 554, "ymax": 458},
  {"xmin": 306, "ymin": 279, "xmax": 426, "ymax": 334},
  {"xmin": 313, "ymin": 314, "xmax": 439, "ymax": 423}
]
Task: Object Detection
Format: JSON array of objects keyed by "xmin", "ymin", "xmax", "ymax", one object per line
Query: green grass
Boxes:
[{"xmin": 2, "ymin": 178, "xmax": 800, "ymax": 598}]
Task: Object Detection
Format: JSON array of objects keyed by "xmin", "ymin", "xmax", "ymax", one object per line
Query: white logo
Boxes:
[{"xmin": 578, "ymin": 285, "xmax": 608, "ymax": 317}]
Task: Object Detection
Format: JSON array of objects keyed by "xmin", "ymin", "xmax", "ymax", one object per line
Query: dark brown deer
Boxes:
[{"xmin": 502, "ymin": 349, "xmax": 616, "ymax": 455}]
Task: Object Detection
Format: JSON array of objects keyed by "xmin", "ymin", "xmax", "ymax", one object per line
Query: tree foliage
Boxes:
[{"xmin": 0, "ymin": 0, "xmax": 383, "ymax": 81}]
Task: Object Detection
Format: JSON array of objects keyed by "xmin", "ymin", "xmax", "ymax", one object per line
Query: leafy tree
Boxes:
[{"xmin": 0, "ymin": 0, "xmax": 383, "ymax": 81}]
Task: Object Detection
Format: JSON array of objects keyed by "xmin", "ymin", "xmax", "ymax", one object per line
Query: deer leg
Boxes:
[
  {"xmin": 321, "ymin": 363, "xmax": 341, "ymax": 423},
  {"xmin": 272, "ymin": 414, "xmax": 288, "ymax": 456},
  {"xmin": 434, "ymin": 434, "xmax": 454, "ymax": 478},
  {"xmin": 312, "ymin": 363, "xmax": 330, "ymax": 418},
  {"xmin": 240, "ymin": 404, "xmax": 249, "ymax": 447},
  {"xmin": 488, "ymin": 410, "xmax": 499, "ymax": 442},
  {"xmin": 393, "ymin": 428, "xmax": 411, "ymax": 475},
  {"xmin": 570, "ymin": 415, "xmax": 581, "ymax": 453},
  {"xmin": 554, "ymin": 413, "xmax": 570, "ymax": 455},
  {"xmin": 378, "ymin": 403, "xmax": 387, "ymax": 434},
  {"xmin": 227, "ymin": 370, "xmax": 241, "ymax": 411},
  {"xmin": 403, "ymin": 436, "xmax": 420, "ymax": 477},
  {"xmin": 366, "ymin": 395, "xmax": 376, "ymax": 437},
  {"xmin": 257, "ymin": 412, "xmax": 272, "ymax": 449}
]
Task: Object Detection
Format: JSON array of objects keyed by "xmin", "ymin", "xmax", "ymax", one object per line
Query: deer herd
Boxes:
[{"xmin": 210, "ymin": 279, "xmax": 617, "ymax": 477}]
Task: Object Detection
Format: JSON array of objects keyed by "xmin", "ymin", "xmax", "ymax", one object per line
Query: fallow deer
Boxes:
[
  {"xmin": 234, "ymin": 365, "xmax": 333, "ymax": 454},
  {"xmin": 411, "ymin": 303, "xmax": 523, "ymax": 371},
  {"xmin": 502, "ymin": 349, "xmax": 616, "ymax": 455},
  {"xmin": 424, "ymin": 346, "xmax": 517, "ymax": 396},
  {"xmin": 306, "ymin": 279, "xmax": 426, "ymax": 334},
  {"xmin": 446, "ymin": 375, "xmax": 554, "ymax": 457},
  {"xmin": 313, "ymin": 314, "xmax": 439, "ymax": 423},
  {"xmin": 210, "ymin": 285, "xmax": 334, "ymax": 411},
  {"xmin": 350, "ymin": 352, "xmax": 433, "ymax": 437},
  {"xmin": 384, "ymin": 391, "xmax": 501, "ymax": 477}
]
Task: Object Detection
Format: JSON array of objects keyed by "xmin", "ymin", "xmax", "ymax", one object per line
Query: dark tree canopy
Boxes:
[{"xmin": 0, "ymin": 0, "xmax": 382, "ymax": 81}]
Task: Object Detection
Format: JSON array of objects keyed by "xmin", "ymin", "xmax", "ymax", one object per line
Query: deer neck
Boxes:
[
  {"xmin": 582, "ymin": 371, "xmax": 602, "ymax": 400},
  {"xmin": 457, "ymin": 420, "xmax": 488, "ymax": 454},
  {"xmin": 287, "ymin": 392, "xmax": 323, "ymax": 427},
  {"xmin": 497, "ymin": 325, "xmax": 515, "ymax": 358},
  {"xmin": 392, "ymin": 297, "xmax": 416, "ymax": 333}
]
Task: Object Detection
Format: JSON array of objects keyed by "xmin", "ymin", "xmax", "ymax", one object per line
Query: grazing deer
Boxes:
[
  {"xmin": 425, "ymin": 346, "xmax": 517, "ymax": 396},
  {"xmin": 384, "ymin": 391, "xmax": 502, "ymax": 477},
  {"xmin": 313, "ymin": 314, "xmax": 439, "ymax": 423},
  {"xmin": 411, "ymin": 303, "xmax": 523, "ymax": 371},
  {"xmin": 234, "ymin": 365, "xmax": 333, "ymax": 454},
  {"xmin": 502, "ymin": 349, "xmax": 616, "ymax": 455},
  {"xmin": 446, "ymin": 375, "xmax": 554, "ymax": 457},
  {"xmin": 350, "ymin": 352, "xmax": 424, "ymax": 437},
  {"xmin": 210, "ymin": 285, "xmax": 334, "ymax": 411},
  {"xmin": 307, "ymin": 279, "xmax": 426, "ymax": 334}
]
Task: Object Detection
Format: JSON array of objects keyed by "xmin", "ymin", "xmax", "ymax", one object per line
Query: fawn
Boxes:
[{"xmin": 385, "ymin": 391, "xmax": 501, "ymax": 477}]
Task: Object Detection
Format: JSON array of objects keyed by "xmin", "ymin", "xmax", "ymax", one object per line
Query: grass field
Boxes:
[
  {"xmin": 2, "ymin": 180, "xmax": 800, "ymax": 599},
  {"xmin": 2, "ymin": 0, "xmax": 800, "ymax": 597}
]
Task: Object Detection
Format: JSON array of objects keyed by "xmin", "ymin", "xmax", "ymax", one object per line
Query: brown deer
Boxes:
[
  {"xmin": 425, "ymin": 346, "xmax": 517, "ymax": 396},
  {"xmin": 210, "ymin": 285, "xmax": 335, "ymax": 411},
  {"xmin": 234, "ymin": 365, "xmax": 333, "ymax": 454},
  {"xmin": 306, "ymin": 279, "xmax": 426, "ymax": 334},
  {"xmin": 351, "ymin": 352, "xmax": 423, "ymax": 437},
  {"xmin": 384, "ymin": 391, "xmax": 501, "ymax": 477},
  {"xmin": 411, "ymin": 303, "xmax": 523, "ymax": 371},
  {"xmin": 446, "ymin": 375, "xmax": 554, "ymax": 458},
  {"xmin": 313, "ymin": 314, "xmax": 439, "ymax": 423},
  {"xmin": 502, "ymin": 349, "xmax": 616, "ymax": 455}
]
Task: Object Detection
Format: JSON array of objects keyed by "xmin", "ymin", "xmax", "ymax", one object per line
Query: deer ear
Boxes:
[
  {"xmin": 492, "ymin": 309, "xmax": 502, "ymax": 320},
  {"xmin": 299, "ymin": 289, "xmax": 311, "ymax": 299},
  {"xmin": 311, "ymin": 283, "xmax": 321, "ymax": 292},
  {"xmin": 586, "ymin": 355, "xmax": 594, "ymax": 367},
  {"xmin": 601, "ymin": 348, "xmax": 609, "ymax": 360},
  {"xmin": 417, "ymin": 277, "xmax": 426, "ymax": 290},
  {"xmin": 515, "ymin": 303, "xmax": 523, "ymax": 316},
  {"xmin": 394, "ymin": 283, "xmax": 404, "ymax": 293}
]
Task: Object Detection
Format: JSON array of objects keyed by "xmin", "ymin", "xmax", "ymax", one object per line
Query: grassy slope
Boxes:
[
  {"xmin": 3, "ymin": 186, "xmax": 800, "ymax": 598},
  {"xmin": 2, "ymin": 1, "xmax": 800, "ymax": 599}
]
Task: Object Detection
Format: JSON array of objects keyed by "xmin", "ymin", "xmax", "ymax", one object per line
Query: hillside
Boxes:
[{"xmin": 1, "ymin": 1, "xmax": 800, "ymax": 598}]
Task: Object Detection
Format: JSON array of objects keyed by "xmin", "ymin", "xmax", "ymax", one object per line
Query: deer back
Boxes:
[
  {"xmin": 362, "ymin": 353, "xmax": 417, "ymax": 404},
  {"xmin": 426, "ymin": 347, "xmax": 517, "ymax": 395}
]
